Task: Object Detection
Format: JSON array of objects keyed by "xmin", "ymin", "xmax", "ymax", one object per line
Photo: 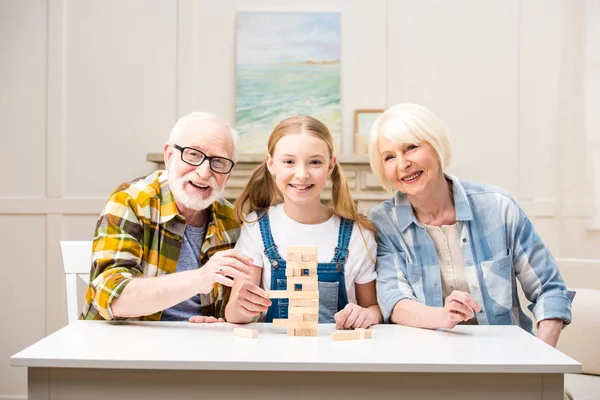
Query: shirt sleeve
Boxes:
[
  {"xmin": 352, "ymin": 226, "xmax": 378, "ymax": 284},
  {"xmin": 234, "ymin": 213, "xmax": 265, "ymax": 268},
  {"xmin": 510, "ymin": 202, "xmax": 574, "ymax": 324},
  {"xmin": 370, "ymin": 209, "xmax": 419, "ymax": 322},
  {"xmin": 85, "ymin": 191, "xmax": 145, "ymax": 320}
]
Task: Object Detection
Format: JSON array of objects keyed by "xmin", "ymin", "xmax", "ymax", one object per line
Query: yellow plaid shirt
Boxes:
[{"xmin": 81, "ymin": 170, "xmax": 241, "ymax": 321}]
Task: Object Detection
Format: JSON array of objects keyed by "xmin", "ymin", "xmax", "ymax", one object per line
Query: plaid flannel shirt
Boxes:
[
  {"xmin": 370, "ymin": 174, "xmax": 574, "ymax": 333},
  {"xmin": 81, "ymin": 170, "xmax": 240, "ymax": 321}
]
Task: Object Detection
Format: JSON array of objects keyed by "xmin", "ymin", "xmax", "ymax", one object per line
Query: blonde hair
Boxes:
[
  {"xmin": 368, "ymin": 103, "xmax": 452, "ymax": 192},
  {"xmin": 235, "ymin": 116, "xmax": 376, "ymax": 236}
]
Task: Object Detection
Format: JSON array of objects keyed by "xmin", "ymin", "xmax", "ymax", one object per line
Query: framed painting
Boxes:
[
  {"xmin": 236, "ymin": 12, "xmax": 341, "ymax": 153},
  {"xmin": 354, "ymin": 109, "xmax": 383, "ymax": 154}
]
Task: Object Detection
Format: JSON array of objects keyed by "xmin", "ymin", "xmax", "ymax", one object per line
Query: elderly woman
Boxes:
[{"xmin": 368, "ymin": 103, "xmax": 573, "ymax": 347}]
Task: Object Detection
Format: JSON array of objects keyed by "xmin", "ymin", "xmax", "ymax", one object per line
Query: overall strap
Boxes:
[
  {"xmin": 331, "ymin": 218, "xmax": 354, "ymax": 265},
  {"xmin": 257, "ymin": 209, "xmax": 283, "ymax": 263}
]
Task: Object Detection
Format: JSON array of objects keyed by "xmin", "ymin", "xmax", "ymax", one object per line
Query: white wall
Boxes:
[{"xmin": 1, "ymin": 0, "xmax": 598, "ymax": 397}]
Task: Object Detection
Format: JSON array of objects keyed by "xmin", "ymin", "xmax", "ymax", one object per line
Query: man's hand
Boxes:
[
  {"xmin": 189, "ymin": 316, "xmax": 225, "ymax": 324},
  {"xmin": 334, "ymin": 303, "xmax": 379, "ymax": 329},
  {"xmin": 441, "ymin": 290, "xmax": 481, "ymax": 328},
  {"xmin": 193, "ymin": 249, "xmax": 253, "ymax": 294},
  {"xmin": 232, "ymin": 280, "xmax": 271, "ymax": 318}
]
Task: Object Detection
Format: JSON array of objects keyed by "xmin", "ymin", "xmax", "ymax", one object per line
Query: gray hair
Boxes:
[
  {"xmin": 368, "ymin": 104, "xmax": 452, "ymax": 193},
  {"xmin": 167, "ymin": 112, "xmax": 239, "ymax": 162}
]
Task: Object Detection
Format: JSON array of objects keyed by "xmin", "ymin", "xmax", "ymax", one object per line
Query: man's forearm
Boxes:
[
  {"xmin": 111, "ymin": 270, "xmax": 200, "ymax": 318},
  {"xmin": 536, "ymin": 319, "xmax": 563, "ymax": 347}
]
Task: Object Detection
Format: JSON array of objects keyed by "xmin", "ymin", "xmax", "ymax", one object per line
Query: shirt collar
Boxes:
[
  {"xmin": 391, "ymin": 173, "xmax": 473, "ymax": 232},
  {"xmin": 158, "ymin": 170, "xmax": 181, "ymax": 224}
]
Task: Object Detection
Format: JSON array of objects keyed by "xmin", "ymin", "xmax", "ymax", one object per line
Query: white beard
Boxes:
[{"xmin": 168, "ymin": 168, "xmax": 225, "ymax": 211}]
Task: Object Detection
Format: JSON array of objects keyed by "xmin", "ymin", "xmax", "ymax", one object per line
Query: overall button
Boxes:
[
  {"xmin": 174, "ymin": 234, "xmax": 180, "ymax": 241},
  {"xmin": 466, "ymin": 260, "xmax": 472, "ymax": 266},
  {"xmin": 271, "ymin": 260, "xmax": 279, "ymax": 269}
]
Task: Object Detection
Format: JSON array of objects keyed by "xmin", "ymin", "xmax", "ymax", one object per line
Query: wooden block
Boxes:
[
  {"xmin": 273, "ymin": 318, "xmax": 289, "ymax": 328},
  {"xmin": 286, "ymin": 276, "xmax": 319, "ymax": 284},
  {"xmin": 330, "ymin": 330, "xmax": 361, "ymax": 341},
  {"xmin": 285, "ymin": 263, "xmax": 317, "ymax": 278},
  {"xmin": 286, "ymin": 246, "xmax": 318, "ymax": 262},
  {"xmin": 289, "ymin": 306, "xmax": 319, "ymax": 314},
  {"xmin": 330, "ymin": 329, "xmax": 373, "ymax": 341},
  {"xmin": 286, "ymin": 291, "xmax": 319, "ymax": 299},
  {"xmin": 356, "ymin": 328, "xmax": 373, "ymax": 339},
  {"xmin": 302, "ymin": 313, "xmax": 318, "ymax": 322},
  {"xmin": 289, "ymin": 298, "xmax": 319, "ymax": 308},
  {"xmin": 274, "ymin": 320, "xmax": 318, "ymax": 329},
  {"xmin": 268, "ymin": 290, "xmax": 319, "ymax": 299},
  {"xmin": 287, "ymin": 327, "xmax": 295, "ymax": 336},
  {"xmin": 287, "ymin": 261, "xmax": 317, "ymax": 270},
  {"xmin": 286, "ymin": 264, "xmax": 317, "ymax": 277},
  {"xmin": 234, "ymin": 328, "xmax": 258, "ymax": 339},
  {"xmin": 294, "ymin": 328, "xmax": 318, "ymax": 336},
  {"xmin": 286, "ymin": 282, "xmax": 318, "ymax": 292},
  {"xmin": 288, "ymin": 313, "xmax": 304, "ymax": 322}
]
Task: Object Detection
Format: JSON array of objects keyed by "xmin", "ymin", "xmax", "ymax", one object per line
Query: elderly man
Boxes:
[{"xmin": 82, "ymin": 112, "xmax": 271, "ymax": 322}]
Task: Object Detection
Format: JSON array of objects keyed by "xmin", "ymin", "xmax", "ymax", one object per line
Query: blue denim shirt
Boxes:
[{"xmin": 370, "ymin": 175, "xmax": 574, "ymax": 333}]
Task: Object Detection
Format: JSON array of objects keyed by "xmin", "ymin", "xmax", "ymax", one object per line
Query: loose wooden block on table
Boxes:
[
  {"xmin": 234, "ymin": 328, "xmax": 258, "ymax": 339},
  {"xmin": 330, "ymin": 328, "xmax": 373, "ymax": 341}
]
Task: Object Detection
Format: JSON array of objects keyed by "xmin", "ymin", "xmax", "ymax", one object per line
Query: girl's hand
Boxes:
[{"xmin": 334, "ymin": 303, "xmax": 379, "ymax": 329}]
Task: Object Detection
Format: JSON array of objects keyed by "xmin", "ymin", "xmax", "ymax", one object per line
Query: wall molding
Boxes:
[
  {"xmin": 0, "ymin": 198, "xmax": 105, "ymax": 215},
  {"xmin": 0, "ymin": 197, "xmax": 593, "ymax": 219}
]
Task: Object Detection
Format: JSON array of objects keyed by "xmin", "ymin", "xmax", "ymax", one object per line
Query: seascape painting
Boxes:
[{"xmin": 236, "ymin": 12, "xmax": 341, "ymax": 153}]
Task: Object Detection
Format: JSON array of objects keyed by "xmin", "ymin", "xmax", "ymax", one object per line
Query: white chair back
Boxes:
[{"xmin": 60, "ymin": 241, "xmax": 92, "ymax": 323}]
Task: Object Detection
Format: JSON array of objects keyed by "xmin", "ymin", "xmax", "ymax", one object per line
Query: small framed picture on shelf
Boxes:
[{"xmin": 354, "ymin": 109, "xmax": 384, "ymax": 154}]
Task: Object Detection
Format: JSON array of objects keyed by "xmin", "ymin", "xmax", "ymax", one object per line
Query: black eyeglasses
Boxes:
[{"xmin": 173, "ymin": 144, "xmax": 235, "ymax": 174}]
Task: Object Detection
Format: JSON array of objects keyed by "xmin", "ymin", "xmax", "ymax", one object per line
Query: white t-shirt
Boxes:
[{"xmin": 234, "ymin": 204, "xmax": 377, "ymax": 304}]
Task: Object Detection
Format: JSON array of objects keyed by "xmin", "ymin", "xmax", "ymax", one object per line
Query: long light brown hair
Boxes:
[{"xmin": 234, "ymin": 116, "xmax": 376, "ymax": 237}]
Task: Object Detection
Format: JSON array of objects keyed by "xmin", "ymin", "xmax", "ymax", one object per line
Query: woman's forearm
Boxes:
[
  {"xmin": 390, "ymin": 298, "xmax": 447, "ymax": 329},
  {"xmin": 536, "ymin": 319, "xmax": 563, "ymax": 347}
]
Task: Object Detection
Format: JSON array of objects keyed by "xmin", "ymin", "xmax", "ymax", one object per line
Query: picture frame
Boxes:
[{"xmin": 354, "ymin": 109, "xmax": 384, "ymax": 154}]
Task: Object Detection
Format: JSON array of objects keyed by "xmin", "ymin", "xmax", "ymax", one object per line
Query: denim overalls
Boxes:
[{"xmin": 259, "ymin": 211, "xmax": 353, "ymax": 323}]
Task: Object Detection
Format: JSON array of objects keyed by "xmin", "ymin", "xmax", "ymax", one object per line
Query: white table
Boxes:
[{"xmin": 11, "ymin": 321, "xmax": 580, "ymax": 400}]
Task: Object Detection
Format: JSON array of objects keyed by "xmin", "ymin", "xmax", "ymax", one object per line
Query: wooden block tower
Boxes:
[{"xmin": 269, "ymin": 246, "xmax": 319, "ymax": 336}]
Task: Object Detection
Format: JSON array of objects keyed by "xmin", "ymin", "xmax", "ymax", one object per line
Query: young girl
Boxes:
[{"xmin": 227, "ymin": 116, "xmax": 382, "ymax": 329}]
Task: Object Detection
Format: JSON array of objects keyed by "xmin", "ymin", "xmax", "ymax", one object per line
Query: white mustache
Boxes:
[{"xmin": 183, "ymin": 172, "xmax": 218, "ymax": 190}]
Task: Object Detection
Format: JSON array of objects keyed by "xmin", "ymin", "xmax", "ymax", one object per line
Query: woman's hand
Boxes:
[
  {"xmin": 441, "ymin": 290, "xmax": 481, "ymax": 328},
  {"xmin": 334, "ymin": 303, "xmax": 380, "ymax": 329}
]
